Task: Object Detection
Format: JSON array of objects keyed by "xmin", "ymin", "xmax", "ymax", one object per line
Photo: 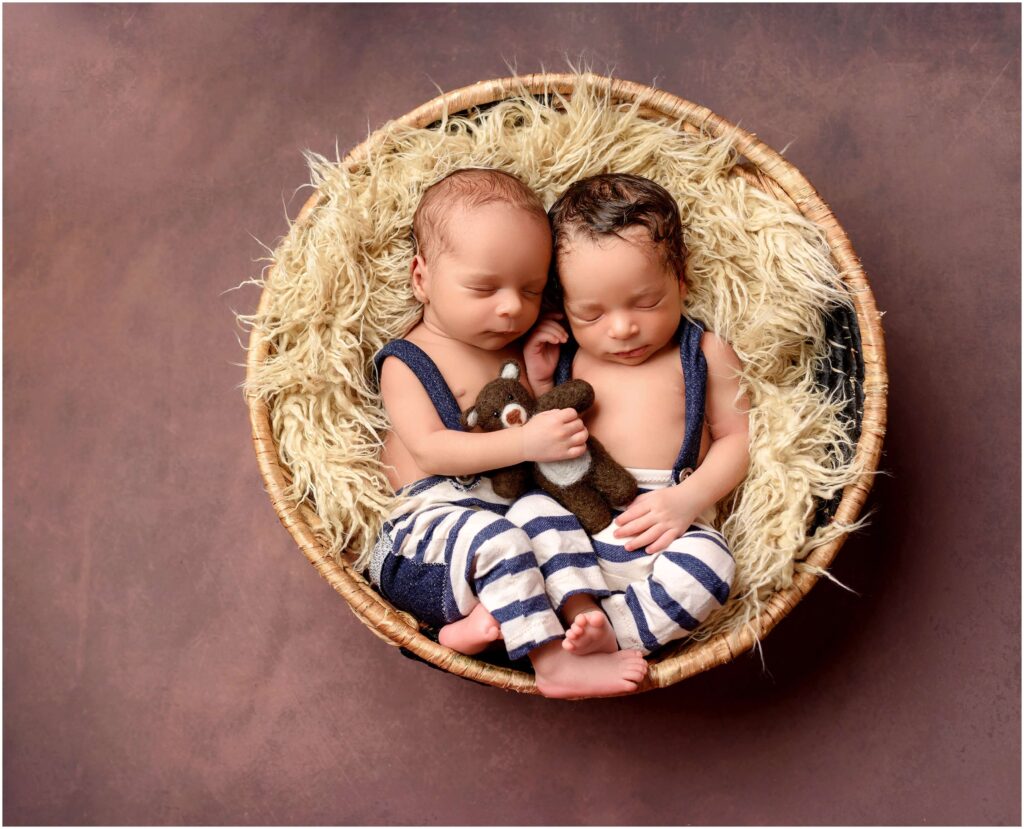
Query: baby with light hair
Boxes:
[{"xmin": 371, "ymin": 168, "xmax": 648, "ymax": 698}]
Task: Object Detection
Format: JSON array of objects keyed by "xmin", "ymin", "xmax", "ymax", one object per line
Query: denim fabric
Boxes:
[{"xmin": 373, "ymin": 339, "xmax": 464, "ymax": 431}]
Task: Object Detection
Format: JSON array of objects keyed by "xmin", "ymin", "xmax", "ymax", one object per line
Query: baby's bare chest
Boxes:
[
  {"xmin": 577, "ymin": 349, "xmax": 685, "ymax": 406},
  {"xmin": 423, "ymin": 345, "xmax": 527, "ymax": 407},
  {"xmin": 574, "ymin": 351, "xmax": 688, "ymax": 466}
]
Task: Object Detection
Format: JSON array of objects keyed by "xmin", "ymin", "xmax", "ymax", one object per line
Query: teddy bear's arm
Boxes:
[{"xmin": 534, "ymin": 379, "xmax": 595, "ymax": 415}]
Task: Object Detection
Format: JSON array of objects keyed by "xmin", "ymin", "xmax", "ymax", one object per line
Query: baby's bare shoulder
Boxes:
[{"xmin": 700, "ymin": 331, "xmax": 743, "ymax": 377}]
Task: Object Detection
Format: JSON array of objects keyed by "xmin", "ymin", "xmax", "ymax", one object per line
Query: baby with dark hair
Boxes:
[
  {"xmin": 372, "ymin": 168, "xmax": 648, "ymax": 697},
  {"xmin": 523, "ymin": 173, "xmax": 749, "ymax": 656}
]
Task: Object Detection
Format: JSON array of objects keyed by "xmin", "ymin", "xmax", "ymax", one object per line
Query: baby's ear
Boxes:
[
  {"xmin": 500, "ymin": 361, "xmax": 521, "ymax": 382},
  {"xmin": 461, "ymin": 407, "xmax": 479, "ymax": 430},
  {"xmin": 410, "ymin": 255, "xmax": 430, "ymax": 303}
]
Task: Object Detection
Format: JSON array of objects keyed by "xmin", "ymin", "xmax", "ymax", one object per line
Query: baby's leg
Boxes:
[
  {"xmin": 440, "ymin": 508, "xmax": 568, "ymax": 660},
  {"xmin": 503, "ymin": 490, "xmax": 610, "ymax": 610},
  {"xmin": 380, "ymin": 492, "xmax": 647, "ymax": 695},
  {"xmin": 462, "ymin": 512, "xmax": 648, "ymax": 696},
  {"xmin": 375, "ymin": 496, "xmax": 551, "ymax": 656},
  {"xmin": 504, "ymin": 491, "xmax": 615, "ymax": 653},
  {"xmin": 600, "ymin": 525, "xmax": 735, "ymax": 655}
]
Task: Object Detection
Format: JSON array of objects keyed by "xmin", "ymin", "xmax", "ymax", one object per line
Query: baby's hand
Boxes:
[
  {"xmin": 613, "ymin": 486, "xmax": 700, "ymax": 555},
  {"xmin": 521, "ymin": 408, "xmax": 588, "ymax": 463},
  {"xmin": 523, "ymin": 314, "xmax": 569, "ymax": 395}
]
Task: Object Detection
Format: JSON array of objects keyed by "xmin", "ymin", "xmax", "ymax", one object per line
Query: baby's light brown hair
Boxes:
[{"xmin": 412, "ymin": 168, "xmax": 549, "ymax": 261}]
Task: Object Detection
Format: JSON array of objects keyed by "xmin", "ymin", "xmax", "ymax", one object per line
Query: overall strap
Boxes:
[
  {"xmin": 672, "ymin": 316, "xmax": 707, "ymax": 483},
  {"xmin": 372, "ymin": 340, "xmax": 464, "ymax": 431},
  {"xmin": 554, "ymin": 339, "xmax": 579, "ymax": 386}
]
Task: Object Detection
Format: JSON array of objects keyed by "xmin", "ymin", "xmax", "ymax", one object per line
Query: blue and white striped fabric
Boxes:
[
  {"xmin": 369, "ymin": 475, "xmax": 603, "ymax": 661},
  {"xmin": 531, "ymin": 468, "xmax": 735, "ymax": 655}
]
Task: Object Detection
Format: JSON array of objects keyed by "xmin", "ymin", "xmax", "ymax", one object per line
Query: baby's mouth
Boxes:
[{"xmin": 612, "ymin": 345, "xmax": 649, "ymax": 358}]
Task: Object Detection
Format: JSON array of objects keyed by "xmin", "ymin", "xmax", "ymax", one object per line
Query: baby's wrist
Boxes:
[
  {"xmin": 532, "ymin": 377, "xmax": 555, "ymax": 395},
  {"xmin": 524, "ymin": 367, "xmax": 555, "ymax": 396},
  {"xmin": 671, "ymin": 479, "xmax": 712, "ymax": 515}
]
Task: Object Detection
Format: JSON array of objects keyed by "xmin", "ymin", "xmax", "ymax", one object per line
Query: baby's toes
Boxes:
[{"xmin": 623, "ymin": 664, "xmax": 647, "ymax": 682}]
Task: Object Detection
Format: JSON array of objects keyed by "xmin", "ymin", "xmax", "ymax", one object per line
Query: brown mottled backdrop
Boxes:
[{"xmin": 3, "ymin": 4, "xmax": 1020, "ymax": 825}]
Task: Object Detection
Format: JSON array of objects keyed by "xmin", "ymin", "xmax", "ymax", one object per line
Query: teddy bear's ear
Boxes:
[
  {"xmin": 462, "ymin": 408, "xmax": 479, "ymax": 430},
  {"xmin": 500, "ymin": 361, "xmax": 521, "ymax": 381}
]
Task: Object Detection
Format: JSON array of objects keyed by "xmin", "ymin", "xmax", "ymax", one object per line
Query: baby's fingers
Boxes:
[
  {"xmin": 644, "ymin": 530, "xmax": 679, "ymax": 556},
  {"xmin": 545, "ymin": 322, "xmax": 569, "ymax": 341},
  {"xmin": 624, "ymin": 526, "xmax": 664, "ymax": 553},
  {"xmin": 614, "ymin": 498, "xmax": 649, "ymax": 527},
  {"xmin": 538, "ymin": 320, "xmax": 569, "ymax": 338},
  {"xmin": 615, "ymin": 513, "xmax": 655, "ymax": 542},
  {"xmin": 555, "ymin": 407, "xmax": 581, "ymax": 423},
  {"xmin": 529, "ymin": 326, "xmax": 565, "ymax": 345}
]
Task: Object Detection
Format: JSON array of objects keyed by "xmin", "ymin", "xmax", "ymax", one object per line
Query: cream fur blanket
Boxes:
[{"xmin": 242, "ymin": 78, "xmax": 862, "ymax": 643}]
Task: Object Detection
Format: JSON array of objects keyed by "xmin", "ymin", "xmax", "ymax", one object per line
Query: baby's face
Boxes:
[
  {"xmin": 412, "ymin": 203, "xmax": 550, "ymax": 349},
  {"xmin": 558, "ymin": 227, "xmax": 685, "ymax": 365}
]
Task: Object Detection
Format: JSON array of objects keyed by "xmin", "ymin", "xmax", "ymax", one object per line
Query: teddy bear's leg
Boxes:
[
  {"xmin": 585, "ymin": 438, "xmax": 639, "ymax": 508},
  {"xmin": 491, "ymin": 465, "xmax": 531, "ymax": 499},
  {"xmin": 538, "ymin": 478, "xmax": 614, "ymax": 536}
]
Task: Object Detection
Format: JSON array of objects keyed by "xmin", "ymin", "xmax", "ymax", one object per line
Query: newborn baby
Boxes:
[{"xmin": 524, "ymin": 173, "xmax": 749, "ymax": 656}]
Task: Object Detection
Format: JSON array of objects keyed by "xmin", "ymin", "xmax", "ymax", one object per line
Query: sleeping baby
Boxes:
[{"xmin": 523, "ymin": 173, "xmax": 749, "ymax": 656}]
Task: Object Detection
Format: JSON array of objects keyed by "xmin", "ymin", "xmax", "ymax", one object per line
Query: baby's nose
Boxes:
[
  {"xmin": 497, "ymin": 292, "xmax": 522, "ymax": 316},
  {"xmin": 609, "ymin": 315, "xmax": 636, "ymax": 338}
]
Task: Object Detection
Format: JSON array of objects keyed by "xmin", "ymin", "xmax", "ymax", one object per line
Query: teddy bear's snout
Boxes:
[{"xmin": 501, "ymin": 404, "xmax": 528, "ymax": 427}]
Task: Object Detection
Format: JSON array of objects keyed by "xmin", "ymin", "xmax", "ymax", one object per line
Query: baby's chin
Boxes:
[
  {"xmin": 587, "ymin": 336, "xmax": 676, "ymax": 365},
  {"xmin": 475, "ymin": 329, "xmax": 526, "ymax": 349}
]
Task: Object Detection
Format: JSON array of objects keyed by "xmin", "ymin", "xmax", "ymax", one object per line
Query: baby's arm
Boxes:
[
  {"xmin": 613, "ymin": 333, "xmax": 750, "ymax": 554},
  {"xmin": 523, "ymin": 314, "xmax": 569, "ymax": 396},
  {"xmin": 379, "ymin": 357, "xmax": 589, "ymax": 477},
  {"xmin": 684, "ymin": 332, "xmax": 750, "ymax": 502}
]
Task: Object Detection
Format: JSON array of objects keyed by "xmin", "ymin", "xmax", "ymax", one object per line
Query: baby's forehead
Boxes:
[
  {"xmin": 429, "ymin": 200, "xmax": 549, "ymax": 250},
  {"xmin": 562, "ymin": 225, "xmax": 662, "ymax": 262}
]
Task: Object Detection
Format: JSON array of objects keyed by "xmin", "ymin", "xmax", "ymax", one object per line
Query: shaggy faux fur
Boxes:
[{"xmin": 241, "ymin": 76, "xmax": 864, "ymax": 645}]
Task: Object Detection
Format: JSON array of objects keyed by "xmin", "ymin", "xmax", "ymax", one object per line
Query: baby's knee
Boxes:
[
  {"xmin": 505, "ymin": 489, "xmax": 564, "ymax": 517},
  {"xmin": 656, "ymin": 538, "xmax": 734, "ymax": 607},
  {"xmin": 668, "ymin": 530, "xmax": 733, "ymax": 572}
]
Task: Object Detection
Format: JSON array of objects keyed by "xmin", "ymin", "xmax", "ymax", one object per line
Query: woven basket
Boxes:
[{"xmin": 245, "ymin": 73, "xmax": 888, "ymax": 694}]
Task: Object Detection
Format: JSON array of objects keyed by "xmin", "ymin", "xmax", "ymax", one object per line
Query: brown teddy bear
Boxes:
[{"xmin": 461, "ymin": 361, "xmax": 638, "ymax": 535}]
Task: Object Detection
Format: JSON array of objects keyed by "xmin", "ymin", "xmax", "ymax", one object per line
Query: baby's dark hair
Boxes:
[
  {"xmin": 412, "ymin": 168, "xmax": 549, "ymax": 261},
  {"xmin": 547, "ymin": 173, "xmax": 688, "ymax": 280}
]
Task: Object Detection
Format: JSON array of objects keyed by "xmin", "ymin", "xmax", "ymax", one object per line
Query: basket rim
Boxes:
[{"xmin": 245, "ymin": 71, "xmax": 889, "ymax": 694}]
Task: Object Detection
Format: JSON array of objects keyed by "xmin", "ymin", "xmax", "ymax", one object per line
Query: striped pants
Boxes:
[
  {"xmin": 532, "ymin": 468, "xmax": 736, "ymax": 655},
  {"xmin": 368, "ymin": 475, "xmax": 605, "ymax": 661}
]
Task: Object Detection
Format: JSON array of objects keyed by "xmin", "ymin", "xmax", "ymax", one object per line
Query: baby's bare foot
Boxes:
[
  {"xmin": 532, "ymin": 641, "xmax": 647, "ymax": 699},
  {"xmin": 563, "ymin": 610, "xmax": 618, "ymax": 655},
  {"xmin": 438, "ymin": 603, "xmax": 502, "ymax": 655}
]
